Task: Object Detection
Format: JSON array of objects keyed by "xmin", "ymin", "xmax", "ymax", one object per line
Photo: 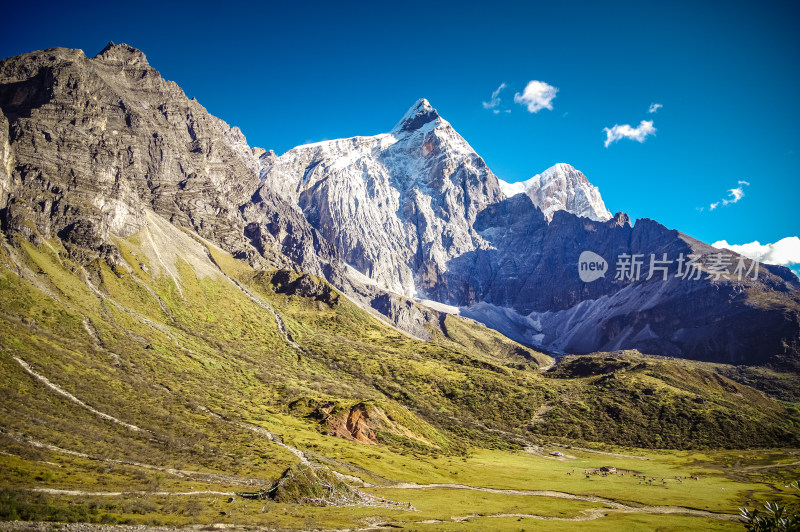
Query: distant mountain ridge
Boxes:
[{"xmin": 1, "ymin": 44, "xmax": 799, "ymax": 368}]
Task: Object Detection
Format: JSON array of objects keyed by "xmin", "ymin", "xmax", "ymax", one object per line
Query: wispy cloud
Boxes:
[
  {"xmin": 603, "ymin": 120, "xmax": 656, "ymax": 148},
  {"xmin": 727, "ymin": 187, "xmax": 745, "ymax": 203},
  {"xmin": 713, "ymin": 237, "xmax": 800, "ymax": 270},
  {"xmin": 648, "ymin": 103, "xmax": 663, "ymax": 114},
  {"xmin": 482, "ymin": 82, "xmax": 507, "ymax": 113},
  {"xmin": 513, "ymin": 80, "xmax": 558, "ymax": 113},
  {"xmin": 706, "ymin": 181, "xmax": 750, "ymax": 211}
]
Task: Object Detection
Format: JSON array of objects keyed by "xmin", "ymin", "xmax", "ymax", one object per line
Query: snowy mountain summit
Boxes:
[
  {"xmin": 392, "ymin": 97, "xmax": 441, "ymax": 133},
  {"xmin": 498, "ymin": 163, "xmax": 612, "ymax": 222},
  {"xmin": 260, "ymin": 98, "xmax": 503, "ymax": 297},
  {"xmin": 260, "ymin": 99, "xmax": 613, "ymax": 296}
]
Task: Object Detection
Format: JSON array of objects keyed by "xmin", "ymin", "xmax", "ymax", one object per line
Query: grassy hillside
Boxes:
[
  {"xmin": 0, "ymin": 221, "xmax": 798, "ymax": 530},
  {"xmin": 536, "ymin": 352, "xmax": 799, "ymax": 449}
]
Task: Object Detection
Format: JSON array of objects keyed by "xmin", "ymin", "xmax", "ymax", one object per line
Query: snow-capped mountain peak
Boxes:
[
  {"xmin": 260, "ymin": 99, "xmax": 503, "ymax": 297},
  {"xmin": 498, "ymin": 163, "xmax": 612, "ymax": 222},
  {"xmin": 392, "ymin": 98, "xmax": 443, "ymax": 133}
]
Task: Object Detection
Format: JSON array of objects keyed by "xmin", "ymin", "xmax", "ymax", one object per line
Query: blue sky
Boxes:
[{"xmin": 2, "ymin": 0, "xmax": 799, "ymax": 263}]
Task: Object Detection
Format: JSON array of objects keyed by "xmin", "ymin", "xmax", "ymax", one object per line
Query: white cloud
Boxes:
[
  {"xmin": 648, "ymin": 103, "xmax": 663, "ymax": 114},
  {"xmin": 725, "ymin": 187, "xmax": 745, "ymax": 204},
  {"xmin": 483, "ymin": 82, "xmax": 507, "ymax": 110},
  {"xmin": 513, "ymin": 80, "xmax": 558, "ymax": 113},
  {"xmin": 603, "ymin": 120, "xmax": 656, "ymax": 148},
  {"xmin": 704, "ymin": 180, "xmax": 750, "ymax": 211},
  {"xmin": 712, "ymin": 237, "xmax": 800, "ymax": 268}
]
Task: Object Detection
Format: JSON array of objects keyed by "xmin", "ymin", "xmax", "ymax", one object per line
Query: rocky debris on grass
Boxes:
[{"xmin": 237, "ymin": 464, "xmax": 416, "ymax": 509}]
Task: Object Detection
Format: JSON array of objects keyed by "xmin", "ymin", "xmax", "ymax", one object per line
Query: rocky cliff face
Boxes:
[
  {"xmin": 0, "ymin": 43, "xmax": 364, "ymax": 278},
  {"xmin": 257, "ymin": 100, "xmax": 800, "ymax": 368},
  {"xmin": 0, "ymin": 44, "xmax": 267, "ymax": 264},
  {"xmin": 0, "ymin": 107, "xmax": 10, "ymax": 209},
  {"xmin": 259, "ymin": 102, "xmax": 612, "ymax": 300},
  {"xmin": 448, "ymin": 195, "xmax": 800, "ymax": 367}
]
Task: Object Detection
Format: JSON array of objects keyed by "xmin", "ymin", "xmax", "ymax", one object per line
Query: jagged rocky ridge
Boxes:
[
  {"xmin": 1, "ymin": 43, "xmax": 799, "ymax": 367},
  {"xmin": 452, "ymin": 199, "xmax": 800, "ymax": 367},
  {"xmin": 0, "ymin": 43, "xmax": 260, "ymax": 260}
]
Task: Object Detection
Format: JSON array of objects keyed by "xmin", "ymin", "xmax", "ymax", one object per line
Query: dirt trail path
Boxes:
[
  {"xmin": 18, "ymin": 483, "xmax": 743, "ymax": 525},
  {"xmin": 418, "ymin": 508, "xmax": 612, "ymax": 524},
  {"xmin": 538, "ymin": 361, "xmax": 556, "ymax": 372},
  {"xmin": 81, "ymin": 273, "xmax": 183, "ymax": 346},
  {"xmin": 198, "ymin": 407, "xmax": 312, "ymax": 466},
  {"xmin": 3, "ymin": 427, "xmax": 741, "ymax": 524},
  {"xmin": 211, "ymin": 269, "xmax": 300, "ymax": 351},
  {"xmin": 130, "ymin": 276, "xmax": 174, "ymax": 318},
  {"xmin": 741, "ymin": 460, "xmax": 800, "ymax": 471},
  {"xmin": 13, "ymin": 357, "xmax": 148, "ymax": 435},
  {"xmin": 388, "ymin": 482, "xmax": 629, "ymax": 507},
  {"xmin": 565, "ymin": 445, "xmax": 652, "ymax": 460},
  {"xmin": 414, "ymin": 504, "xmax": 738, "ymax": 525},
  {"xmin": 197, "ymin": 408, "xmax": 367, "ymax": 486}
]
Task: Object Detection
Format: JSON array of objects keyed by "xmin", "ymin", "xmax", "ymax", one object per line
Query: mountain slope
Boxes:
[
  {"xmin": 0, "ymin": 43, "xmax": 451, "ymax": 341},
  {"xmin": 450, "ymin": 196, "xmax": 800, "ymax": 367},
  {"xmin": 1, "ymin": 222, "xmax": 797, "ymax": 529},
  {"xmin": 0, "ymin": 212, "xmax": 794, "ymax": 459}
]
